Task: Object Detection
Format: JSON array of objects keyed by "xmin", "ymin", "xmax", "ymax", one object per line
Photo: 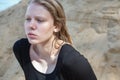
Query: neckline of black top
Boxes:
[{"xmin": 27, "ymin": 42, "xmax": 69, "ymax": 76}]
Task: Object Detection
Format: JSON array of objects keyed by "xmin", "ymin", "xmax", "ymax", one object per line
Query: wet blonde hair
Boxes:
[{"xmin": 29, "ymin": 0, "xmax": 72, "ymax": 44}]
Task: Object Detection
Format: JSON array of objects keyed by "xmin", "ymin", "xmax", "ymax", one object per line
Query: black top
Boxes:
[{"xmin": 13, "ymin": 38, "xmax": 97, "ymax": 80}]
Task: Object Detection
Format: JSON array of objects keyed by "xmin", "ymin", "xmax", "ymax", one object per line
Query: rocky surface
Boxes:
[{"xmin": 0, "ymin": 0, "xmax": 120, "ymax": 80}]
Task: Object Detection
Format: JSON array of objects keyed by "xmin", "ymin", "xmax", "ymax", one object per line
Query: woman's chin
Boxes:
[{"xmin": 28, "ymin": 39, "xmax": 39, "ymax": 44}]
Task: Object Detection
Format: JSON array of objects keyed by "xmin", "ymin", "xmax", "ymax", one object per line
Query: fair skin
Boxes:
[{"xmin": 24, "ymin": 3, "xmax": 64, "ymax": 74}]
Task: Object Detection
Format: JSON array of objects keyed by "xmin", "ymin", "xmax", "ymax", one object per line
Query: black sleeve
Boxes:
[
  {"xmin": 13, "ymin": 39, "xmax": 24, "ymax": 68},
  {"xmin": 61, "ymin": 46, "xmax": 97, "ymax": 80}
]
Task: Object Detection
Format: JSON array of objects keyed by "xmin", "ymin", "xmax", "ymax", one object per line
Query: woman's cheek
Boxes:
[
  {"xmin": 37, "ymin": 24, "xmax": 51, "ymax": 34},
  {"xmin": 37, "ymin": 26, "xmax": 45, "ymax": 34},
  {"xmin": 24, "ymin": 24, "xmax": 28, "ymax": 32},
  {"xmin": 24, "ymin": 23, "xmax": 30, "ymax": 35}
]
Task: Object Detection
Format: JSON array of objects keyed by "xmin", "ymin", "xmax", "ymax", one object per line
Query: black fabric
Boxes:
[{"xmin": 13, "ymin": 38, "xmax": 97, "ymax": 80}]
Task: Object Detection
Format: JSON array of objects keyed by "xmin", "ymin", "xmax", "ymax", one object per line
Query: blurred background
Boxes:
[
  {"xmin": 0, "ymin": 0, "xmax": 120, "ymax": 80},
  {"xmin": 0, "ymin": 0, "xmax": 21, "ymax": 12}
]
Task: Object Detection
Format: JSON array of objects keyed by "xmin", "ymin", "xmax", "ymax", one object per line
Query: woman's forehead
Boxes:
[
  {"xmin": 27, "ymin": 3, "xmax": 46, "ymax": 12},
  {"xmin": 25, "ymin": 3, "xmax": 51, "ymax": 17}
]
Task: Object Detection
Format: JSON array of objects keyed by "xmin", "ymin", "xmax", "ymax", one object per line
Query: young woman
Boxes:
[{"xmin": 13, "ymin": 0, "xmax": 97, "ymax": 80}]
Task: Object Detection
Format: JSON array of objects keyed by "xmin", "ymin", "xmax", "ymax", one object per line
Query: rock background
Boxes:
[{"xmin": 0, "ymin": 0, "xmax": 120, "ymax": 80}]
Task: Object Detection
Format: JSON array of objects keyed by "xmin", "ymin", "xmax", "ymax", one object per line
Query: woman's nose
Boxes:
[{"xmin": 29, "ymin": 20, "xmax": 37, "ymax": 30}]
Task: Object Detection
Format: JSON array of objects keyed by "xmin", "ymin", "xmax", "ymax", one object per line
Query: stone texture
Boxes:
[{"xmin": 0, "ymin": 0, "xmax": 120, "ymax": 80}]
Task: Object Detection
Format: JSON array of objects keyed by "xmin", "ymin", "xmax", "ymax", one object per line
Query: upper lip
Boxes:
[{"xmin": 28, "ymin": 32, "xmax": 37, "ymax": 36}]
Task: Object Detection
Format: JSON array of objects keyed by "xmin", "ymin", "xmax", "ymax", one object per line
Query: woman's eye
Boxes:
[
  {"xmin": 25, "ymin": 18, "xmax": 31, "ymax": 21},
  {"xmin": 36, "ymin": 19, "xmax": 45, "ymax": 23}
]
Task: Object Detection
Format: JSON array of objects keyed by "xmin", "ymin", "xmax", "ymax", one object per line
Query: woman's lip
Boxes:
[
  {"xmin": 28, "ymin": 33, "xmax": 37, "ymax": 38},
  {"xmin": 28, "ymin": 33, "xmax": 36, "ymax": 35}
]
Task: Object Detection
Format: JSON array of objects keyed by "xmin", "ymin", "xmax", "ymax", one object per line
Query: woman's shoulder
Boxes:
[
  {"xmin": 60, "ymin": 44, "xmax": 97, "ymax": 80},
  {"xmin": 13, "ymin": 38, "xmax": 31, "ymax": 67},
  {"xmin": 13, "ymin": 38, "xmax": 29, "ymax": 47},
  {"xmin": 60, "ymin": 43, "xmax": 81, "ymax": 57},
  {"xmin": 13, "ymin": 38, "xmax": 30, "ymax": 51},
  {"xmin": 60, "ymin": 43, "xmax": 88, "ymax": 65}
]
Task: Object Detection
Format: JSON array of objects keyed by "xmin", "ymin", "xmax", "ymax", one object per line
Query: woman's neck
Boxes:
[{"xmin": 32, "ymin": 36, "xmax": 56, "ymax": 59}]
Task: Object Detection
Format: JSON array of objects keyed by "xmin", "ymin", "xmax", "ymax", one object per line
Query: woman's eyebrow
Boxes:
[{"xmin": 35, "ymin": 15, "xmax": 46, "ymax": 18}]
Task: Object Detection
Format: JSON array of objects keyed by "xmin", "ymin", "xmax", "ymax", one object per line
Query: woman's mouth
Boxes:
[{"xmin": 28, "ymin": 32, "xmax": 37, "ymax": 39}]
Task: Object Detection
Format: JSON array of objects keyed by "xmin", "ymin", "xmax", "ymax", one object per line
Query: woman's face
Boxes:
[{"xmin": 24, "ymin": 3, "xmax": 56, "ymax": 44}]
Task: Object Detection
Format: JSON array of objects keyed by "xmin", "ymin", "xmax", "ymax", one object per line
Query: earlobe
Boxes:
[{"xmin": 54, "ymin": 28, "xmax": 59, "ymax": 32}]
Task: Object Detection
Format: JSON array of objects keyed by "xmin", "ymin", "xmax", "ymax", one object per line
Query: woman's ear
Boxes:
[
  {"xmin": 54, "ymin": 23, "xmax": 61, "ymax": 33},
  {"xmin": 54, "ymin": 28, "xmax": 60, "ymax": 32}
]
